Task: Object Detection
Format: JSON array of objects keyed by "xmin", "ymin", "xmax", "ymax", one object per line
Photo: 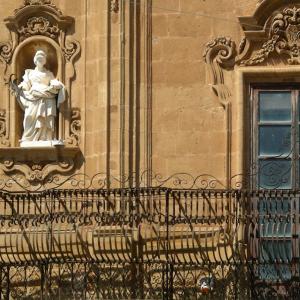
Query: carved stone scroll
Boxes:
[
  {"xmin": 65, "ymin": 108, "xmax": 81, "ymax": 146},
  {"xmin": 203, "ymin": 37, "xmax": 236, "ymax": 106}
]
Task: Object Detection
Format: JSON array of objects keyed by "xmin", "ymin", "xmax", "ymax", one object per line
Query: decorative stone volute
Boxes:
[{"xmin": 203, "ymin": 37, "xmax": 236, "ymax": 106}]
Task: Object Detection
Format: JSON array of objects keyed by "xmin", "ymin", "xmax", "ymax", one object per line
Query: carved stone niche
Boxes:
[{"xmin": 0, "ymin": 0, "xmax": 82, "ymax": 182}]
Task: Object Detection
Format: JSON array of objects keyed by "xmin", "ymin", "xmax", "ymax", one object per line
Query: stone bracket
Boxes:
[
  {"xmin": 0, "ymin": 147, "xmax": 80, "ymax": 182},
  {"xmin": 203, "ymin": 37, "xmax": 236, "ymax": 106}
]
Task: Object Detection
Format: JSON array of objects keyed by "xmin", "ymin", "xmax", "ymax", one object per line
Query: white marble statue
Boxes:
[{"xmin": 17, "ymin": 50, "xmax": 65, "ymax": 147}]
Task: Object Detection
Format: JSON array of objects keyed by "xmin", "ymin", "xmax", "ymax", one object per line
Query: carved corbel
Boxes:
[
  {"xmin": 0, "ymin": 148, "xmax": 79, "ymax": 183},
  {"xmin": 203, "ymin": 37, "xmax": 236, "ymax": 106},
  {"xmin": 1, "ymin": 158, "xmax": 74, "ymax": 182}
]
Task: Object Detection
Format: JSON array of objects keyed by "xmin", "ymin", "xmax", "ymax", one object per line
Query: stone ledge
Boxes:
[
  {"xmin": 0, "ymin": 146, "xmax": 80, "ymax": 161},
  {"xmin": 0, "ymin": 146, "xmax": 81, "ymax": 182}
]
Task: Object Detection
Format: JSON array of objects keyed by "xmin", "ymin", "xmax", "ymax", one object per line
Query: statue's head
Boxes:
[{"xmin": 34, "ymin": 50, "xmax": 47, "ymax": 67}]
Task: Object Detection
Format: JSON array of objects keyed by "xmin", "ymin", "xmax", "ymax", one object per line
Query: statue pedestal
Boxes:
[
  {"xmin": 0, "ymin": 146, "xmax": 81, "ymax": 187},
  {"xmin": 20, "ymin": 140, "xmax": 65, "ymax": 148}
]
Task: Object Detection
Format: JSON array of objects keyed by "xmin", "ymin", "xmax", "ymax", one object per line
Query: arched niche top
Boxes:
[{"xmin": 12, "ymin": 36, "xmax": 63, "ymax": 81}]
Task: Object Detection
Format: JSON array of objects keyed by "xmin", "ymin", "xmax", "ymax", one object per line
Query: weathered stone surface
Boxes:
[{"xmin": 0, "ymin": 0, "xmax": 270, "ymax": 187}]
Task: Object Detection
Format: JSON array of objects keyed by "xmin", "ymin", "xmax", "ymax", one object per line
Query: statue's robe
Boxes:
[{"xmin": 18, "ymin": 68, "xmax": 65, "ymax": 142}]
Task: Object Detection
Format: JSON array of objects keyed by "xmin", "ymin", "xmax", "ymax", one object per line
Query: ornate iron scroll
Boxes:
[{"xmin": 0, "ymin": 186, "xmax": 297, "ymax": 298}]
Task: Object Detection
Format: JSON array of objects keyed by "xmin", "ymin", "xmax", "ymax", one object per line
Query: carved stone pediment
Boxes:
[
  {"xmin": 239, "ymin": 4, "xmax": 300, "ymax": 65},
  {"xmin": 15, "ymin": 0, "xmax": 62, "ymax": 14},
  {"xmin": 0, "ymin": 0, "xmax": 79, "ymax": 66}
]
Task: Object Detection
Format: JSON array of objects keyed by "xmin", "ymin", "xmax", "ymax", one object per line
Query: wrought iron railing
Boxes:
[{"xmin": 0, "ymin": 184, "xmax": 299, "ymax": 299}]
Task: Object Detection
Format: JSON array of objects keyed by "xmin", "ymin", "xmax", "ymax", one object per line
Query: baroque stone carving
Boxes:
[
  {"xmin": 0, "ymin": 0, "xmax": 81, "ymax": 148},
  {"xmin": 25, "ymin": 0, "xmax": 51, "ymax": 4},
  {"xmin": 1, "ymin": 157, "xmax": 74, "ymax": 182},
  {"xmin": 15, "ymin": 0, "xmax": 62, "ymax": 14},
  {"xmin": 18, "ymin": 17, "xmax": 60, "ymax": 41},
  {"xmin": 110, "ymin": 0, "xmax": 119, "ymax": 13},
  {"xmin": 0, "ymin": 147, "xmax": 79, "ymax": 183},
  {"xmin": 240, "ymin": 6, "xmax": 300, "ymax": 65},
  {"xmin": 0, "ymin": 0, "xmax": 81, "ymax": 183},
  {"xmin": 0, "ymin": 110, "xmax": 10, "ymax": 147},
  {"xmin": 203, "ymin": 37, "xmax": 236, "ymax": 106},
  {"xmin": 3, "ymin": 1, "xmax": 80, "ymax": 65},
  {"xmin": 0, "ymin": 41, "xmax": 13, "ymax": 64},
  {"xmin": 65, "ymin": 108, "xmax": 81, "ymax": 146},
  {"xmin": 62, "ymin": 39, "xmax": 81, "ymax": 62}
]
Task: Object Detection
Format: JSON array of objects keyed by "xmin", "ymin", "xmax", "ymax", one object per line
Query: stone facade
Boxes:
[
  {"xmin": 0, "ymin": 0, "xmax": 260, "ymax": 188},
  {"xmin": 0, "ymin": 1, "xmax": 299, "ymax": 298}
]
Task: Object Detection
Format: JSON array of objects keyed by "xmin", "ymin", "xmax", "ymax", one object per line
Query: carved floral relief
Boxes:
[{"xmin": 241, "ymin": 6, "xmax": 300, "ymax": 65}]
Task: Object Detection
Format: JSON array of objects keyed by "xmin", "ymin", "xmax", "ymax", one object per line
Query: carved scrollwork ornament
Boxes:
[
  {"xmin": 240, "ymin": 6, "xmax": 300, "ymax": 66},
  {"xmin": 0, "ymin": 157, "xmax": 75, "ymax": 182},
  {"xmin": 62, "ymin": 39, "xmax": 81, "ymax": 62},
  {"xmin": 0, "ymin": 110, "xmax": 10, "ymax": 147},
  {"xmin": 18, "ymin": 17, "xmax": 60, "ymax": 41},
  {"xmin": 65, "ymin": 108, "xmax": 81, "ymax": 146},
  {"xmin": 0, "ymin": 41, "xmax": 14, "ymax": 64},
  {"xmin": 203, "ymin": 37, "xmax": 236, "ymax": 106}
]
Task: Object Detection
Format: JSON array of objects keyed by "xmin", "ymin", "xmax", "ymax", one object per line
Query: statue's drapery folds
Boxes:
[{"xmin": 18, "ymin": 50, "xmax": 65, "ymax": 146}]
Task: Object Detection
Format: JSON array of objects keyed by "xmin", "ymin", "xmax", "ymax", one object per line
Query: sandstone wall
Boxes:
[{"xmin": 0, "ymin": 0, "xmax": 261, "ymax": 187}]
